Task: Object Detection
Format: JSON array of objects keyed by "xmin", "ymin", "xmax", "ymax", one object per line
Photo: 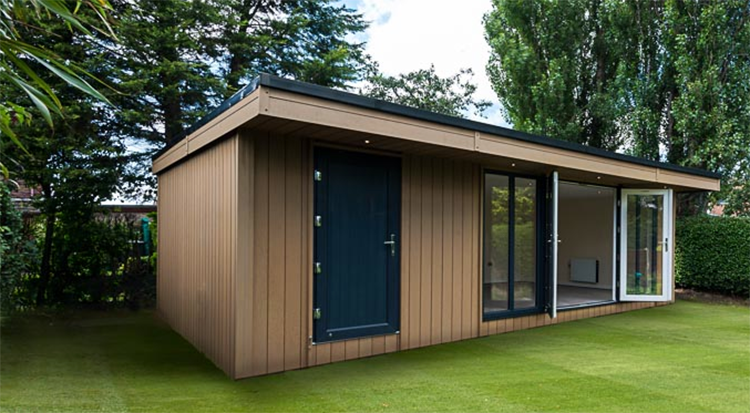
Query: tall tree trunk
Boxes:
[
  {"xmin": 36, "ymin": 183, "xmax": 56, "ymax": 306},
  {"xmin": 677, "ymin": 191, "xmax": 708, "ymax": 217}
]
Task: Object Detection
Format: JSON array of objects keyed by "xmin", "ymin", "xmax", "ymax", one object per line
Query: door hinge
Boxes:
[
  {"xmin": 314, "ymin": 215, "xmax": 322, "ymax": 227},
  {"xmin": 313, "ymin": 308, "xmax": 322, "ymax": 320},
  {"xmin": 314, "ymin": 262, "xmax": 322, "ymax": 274},
  {"xmin": 617, "ymin": 200, "xmax": 621, "ymax": 207},
  {"xmin": 314, "ymin": 170, "xmax": 322, "ymax": 181}
]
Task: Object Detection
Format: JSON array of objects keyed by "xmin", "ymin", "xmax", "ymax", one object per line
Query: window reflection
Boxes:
[
  {"xmin": 483, "ymin": 174, "xmax": 509, "ymax": 313},
  {"xmin": 626, "ymin": 194, "xmax": 663, "ymax": 295},
  {"xmin": 514, "ymin": 178, "xmax": 536, "ymax": 309},
  {"xmin": 483, "ymin": 173, "xmax": 538, "ymax": 317}
]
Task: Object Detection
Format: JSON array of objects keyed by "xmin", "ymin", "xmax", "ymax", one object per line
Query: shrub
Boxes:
[
  {"xmin": 675, "ymin": 215, "xmax": 750, "ymax": 297},
  {"xmin": 0, "ymin": 182, "xmax": 38, "ymax": 318}
]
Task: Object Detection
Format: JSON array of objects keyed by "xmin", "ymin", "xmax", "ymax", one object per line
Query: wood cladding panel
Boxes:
[
  {"xmin": 244, "ymin": 133, "xmax": 310, "ymax": 377},
  {"xmin": 398, "ymin": 155, "xmax": 480, "ymax": 351},
  {"xmin": 157, "ymin": 135, "xmax": 239, "ymax": 377},
  {"xmin": 229, "ymin": 136, "xmax": 671, "ymax": 377}
]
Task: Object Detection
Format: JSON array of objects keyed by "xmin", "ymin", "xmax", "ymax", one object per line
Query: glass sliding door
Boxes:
[
  {"xmin": 620, "ymin": 189, "xmax": 673, "ymax": 302},
  {"xmin": 514, "ymin": 178, "xmax": 537, "ymax": 309},
  {"xmin": 483, "ymin": 171, "xmax": 542, "ymax": 320},
  {"xmin": 483, "ymin": 174, "xmax": 510, "ymax": 314}
]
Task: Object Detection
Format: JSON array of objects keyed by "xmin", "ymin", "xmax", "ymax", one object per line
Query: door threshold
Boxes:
[{"xmin": 557, "ymin": 300, "xmax": 617, "ymax": 311}]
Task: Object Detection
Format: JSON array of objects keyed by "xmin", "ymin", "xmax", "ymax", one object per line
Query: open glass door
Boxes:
[
  {"xmin": 546, "ymin": 171, "xmax": 558, "ymax": 318},
  {"xmin": 620, "ymin": 189, "xmax": 673, "ymax": 302}
]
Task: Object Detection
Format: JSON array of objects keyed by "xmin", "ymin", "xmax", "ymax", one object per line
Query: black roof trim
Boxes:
[
  {"xmin": 152, "ymin": 77, "xmax": 261, "ymax": 160},
  {"xmin": 154, "ymin": 73, "xmax": 721, "ymax": 180}
]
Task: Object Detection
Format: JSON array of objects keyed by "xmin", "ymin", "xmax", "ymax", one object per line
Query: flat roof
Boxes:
[{"xmin": 154, "ymin": 74, "xmax": 721, "ymax": 180}]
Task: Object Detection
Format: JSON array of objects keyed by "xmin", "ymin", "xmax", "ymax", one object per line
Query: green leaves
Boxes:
[
  {"xmin": 362, "ymin": 64, "xmax": 491, "ymax": 118},
  {"xmin": 675, "ymin": 216, "xmax": 750, "ymax": 297},
  {"xmin": 485, "ymin": 0, "xmax": 750, "ymax": 215},
  {"xmin": 0, "ymin": 0, "xmax": 116, "ymax": 177}
]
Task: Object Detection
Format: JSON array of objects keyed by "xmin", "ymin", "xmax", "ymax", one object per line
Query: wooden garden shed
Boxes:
[{"xmin": 152, "ymin": 74, "xmax": 721, "ymax": 379}]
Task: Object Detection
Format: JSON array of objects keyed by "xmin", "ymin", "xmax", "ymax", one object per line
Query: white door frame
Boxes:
[
  {"xmin": 550, "ymin": 171, "xmax": 558, "ymax": 318},
  {"xmin": 619, "ymin": 189, "xmax": 673, "ymax": 302}
]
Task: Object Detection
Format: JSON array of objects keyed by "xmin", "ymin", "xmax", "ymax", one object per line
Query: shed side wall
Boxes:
[{"xmin": 157, "ymin": 135, "xmax": 238, "ymax": 377}]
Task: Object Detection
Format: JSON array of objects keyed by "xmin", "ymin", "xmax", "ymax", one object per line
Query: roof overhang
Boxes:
[{"xmin": 152, "ymin": 74, "xmax": 721, "ymax": 192}]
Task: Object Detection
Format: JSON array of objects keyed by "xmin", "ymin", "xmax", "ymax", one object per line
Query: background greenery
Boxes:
[
  {"xmin": 2, "ymin": 0, "xmax": 748, "ymax": 317},
  {"xmin": 485, "ymin": 0, "xmax": 750, "ymax": 215},
  {"xmin": 675, "ymin": 216, "xmax": 750, "ymax": 297}
]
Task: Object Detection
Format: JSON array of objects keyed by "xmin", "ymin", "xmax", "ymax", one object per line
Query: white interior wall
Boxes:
[{"xmin": 557, "ymin": 182, "xmax": 615, "ymax": 290}]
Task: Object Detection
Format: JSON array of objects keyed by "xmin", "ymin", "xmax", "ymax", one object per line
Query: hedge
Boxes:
[{"xmin": 675, "ymin": 215, "xmax": 750, "ymax": 297}]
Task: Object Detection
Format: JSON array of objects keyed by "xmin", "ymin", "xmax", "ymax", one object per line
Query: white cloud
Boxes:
[{"xmin": 347, "ymin": 0, "xmax": 510, "ymax": 127}]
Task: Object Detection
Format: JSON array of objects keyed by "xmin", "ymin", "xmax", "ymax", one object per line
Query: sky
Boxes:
[{"xmin": 342, "ymin": 0, "xmax": 511, "ymax": 127}]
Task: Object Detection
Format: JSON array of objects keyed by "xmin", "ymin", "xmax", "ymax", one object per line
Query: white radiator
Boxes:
[{"xmin": 570, "ymin": 258, "xmax": 599, "ymax": 283}]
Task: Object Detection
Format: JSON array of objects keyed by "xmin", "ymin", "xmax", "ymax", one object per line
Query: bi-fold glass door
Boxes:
[
  {"xmin": 482, "ymin": 171, "xmax": 544, "ymax": 320},
  {"xmin": 619, "ymin": 189, "xmax": 673, "ymax": 301},
  {"xmin": 544, "ymin": 183, "xmax": 673, "ymax": 318},
  {"xmin": 487, "ymin": 171, "xmax": 674, "ymax": 320}
]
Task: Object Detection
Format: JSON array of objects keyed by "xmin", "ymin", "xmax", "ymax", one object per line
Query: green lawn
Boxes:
[{"xmin": 1, "ymin": 301, "xmax": 748, "ymax": 413}]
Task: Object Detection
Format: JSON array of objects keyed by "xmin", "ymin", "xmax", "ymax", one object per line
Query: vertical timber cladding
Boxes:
[
  {"xmin": 307, "ymin": 154, "xmax": 483, "ymax": 367},
  {"xmin": 243, "ymin": 135, "xmax": 483, "ymax": 376},
  {"xmin": 248, "ymin": 132, "xmax": 311, "ymax": 377},
  {"xmin": 229, "ymin": 132, "xmax": 666, "ymax": 378},
  {"xmin": 157, "ymin": 135, "xmax": 239, "ymax": 377}
]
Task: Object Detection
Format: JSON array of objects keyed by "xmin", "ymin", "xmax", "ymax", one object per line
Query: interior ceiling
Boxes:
[{"xmin": 559, "ymin": 181, "xmax": 616, "ymax": 200}]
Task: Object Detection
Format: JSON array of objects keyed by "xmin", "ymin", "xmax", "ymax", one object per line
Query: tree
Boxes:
[
  {"xmin": 361, "ymin": 64, "xmax": 491, "ymax": 118},
  {"xmin": 0, "ymin": 0, "xmax": 115, "ymax": 176},
  {"xmin": 0, "ymin": 181, "xmax": 37, "ymax": 318},
  {"xmin": 107, "ymin": 0, "xmax": 370, "ymax": 200},
  {"xmin": 485, "ymin": 0, "xmax": 750, "ymax": 215},
  {"xmin": 1, "ymin": 5, "xmax": 129, "ymax": 305}
]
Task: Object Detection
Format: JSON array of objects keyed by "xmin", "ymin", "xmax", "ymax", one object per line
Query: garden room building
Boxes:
[{"xmin": 152, "ymin": 74, "xmax": 720, "ymax": 379}]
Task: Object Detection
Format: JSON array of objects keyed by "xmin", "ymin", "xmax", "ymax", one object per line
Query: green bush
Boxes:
[
  {"xmin": 675, "ymin": 215, "xmax": 750, "ymax": 297},
  {"xmin": 0, "ymin": 182, "xmax": 38, "ymax": 318}
]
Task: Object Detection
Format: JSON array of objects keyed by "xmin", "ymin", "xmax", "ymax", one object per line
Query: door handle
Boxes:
[{"xmin": 384, "ymin": 234, "xmax": 396, "ymax": 257}]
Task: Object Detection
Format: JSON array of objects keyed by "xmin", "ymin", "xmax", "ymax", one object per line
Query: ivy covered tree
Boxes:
[{"xmin": 485, "ymin": 0, "xmax": 750, "ymax": 215}]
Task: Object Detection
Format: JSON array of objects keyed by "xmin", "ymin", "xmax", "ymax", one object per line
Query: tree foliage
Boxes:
[
  {"xmin": 362, "ymin": 64, "xmax": 491, "ymax": 118},
  {"xmin": 0, "ymin": 181, "xmax": 37, "ymax": 318},
  {"xmin": 1, "ymin": 0, "xmax": 372, "ymax": 308},
  {"xmin": 1, "ymin": 4, "xmax": 131, "ymax": 305},
  {"xmin": 106, "ymin": 0, "xmax": 370, "ymax": 200},
  {"xmin": 485, "ymin": 0, "xmax": 750, "ymax": 215},
  {"xmin": 676, "ymin": 216, "xmax": 750, "ymax": 297},
  {"xmin": 0, "ymin": 0, "xmax": 115, "ymax": 176},
  {"xmin": 109, "ymin": 0, "xmax": 368, "ymax": 146}
]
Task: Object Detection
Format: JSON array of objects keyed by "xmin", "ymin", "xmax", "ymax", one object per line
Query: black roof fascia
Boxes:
[
  {"xmin": 153, "ymin": 73, "xmax": 721, "ymax": 180},
  {"xmin": 151, "ymin": 77, "xmax": 261, "ymax": 160}
]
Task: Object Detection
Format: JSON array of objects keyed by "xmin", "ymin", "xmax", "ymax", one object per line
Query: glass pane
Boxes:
[
  {"xmin": 514, "ymin": 178, "xmax": 537, "ymax": 309},
  {"xmin": 626, "ymin": 194, "xmax": 664, "ymax": 295},
  {"xmin": 483, "ymin": 174, "xmax": 509, "ymax": 314}
]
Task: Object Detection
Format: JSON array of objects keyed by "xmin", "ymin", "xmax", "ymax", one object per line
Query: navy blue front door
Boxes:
[{"xmin": 313, "ymin": 148, "xmax": 401, "ymax": 343}]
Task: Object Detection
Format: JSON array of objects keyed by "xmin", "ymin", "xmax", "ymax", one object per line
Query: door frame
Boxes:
[
  {"xmin": 311, "ymin": 145, "xmax": 402, "ymax": 343},
  {"xmin": 481, "ymin": 169, "xmax": 547, "ymax": 321},
  {"xmin": 618, "ymin": 188, "xmax": 673, "ymax": 302}
]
